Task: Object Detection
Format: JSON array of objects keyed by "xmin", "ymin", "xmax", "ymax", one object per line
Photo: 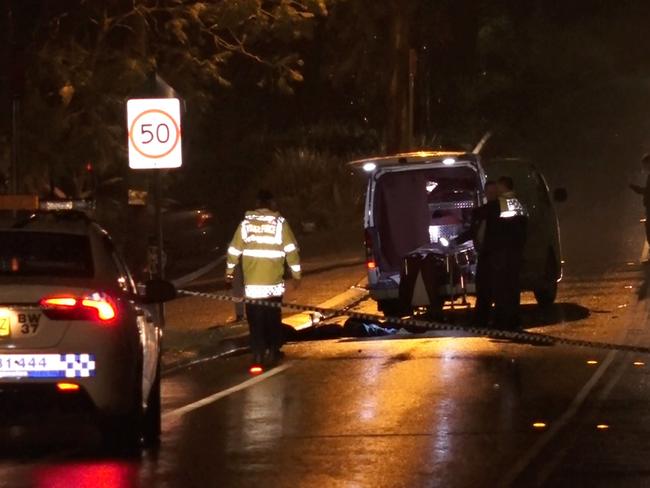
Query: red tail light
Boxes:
[
  {"xmin": 364, "ymin": 229, "xmax": 377, "ymax": 271},
  {"xmin": 40, "ymin": 292, "xmax": 118, "ymax": 323},
  {"xmin": 57, "ymin": 382, "xmax": 80, "ymax": 392},
  {"xmin": 196, "ymin": 211, "xmax": 213, "ymax": 229}
]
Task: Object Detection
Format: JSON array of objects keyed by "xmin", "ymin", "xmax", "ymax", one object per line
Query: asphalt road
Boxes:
[{"xmin": 2, "ymin": 186, "xmax": 650, "ymax": 487}]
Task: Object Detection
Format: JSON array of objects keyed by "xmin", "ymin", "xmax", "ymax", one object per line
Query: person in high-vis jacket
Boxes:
[{"xmin": 225, "ymin": 190, "xmax": 301, "ymax": 366}]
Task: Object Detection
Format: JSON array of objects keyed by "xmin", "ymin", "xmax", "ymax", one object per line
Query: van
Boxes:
[
  {"xmin": 482, "ymin": 158, "xmax": 565, "ymax": 306},
  {"xmin": 351, "ymin": 152, "xmax": 565, "ymax": 317},
  {"xmin": 351, "ymin": 151, "xmax": 486, "ymax": 317}
]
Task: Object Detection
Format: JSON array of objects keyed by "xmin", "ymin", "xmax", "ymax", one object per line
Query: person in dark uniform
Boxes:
[
  {"xmin": 456, "ymin": 181, "xmax": 500, "ymax": 326},
  {"xmin": 492, "ymin": 176, "xmax": 528, "ymax": 330},
  {"xmin": 630, "ymin": 154, "xmax": 650, "ymax": 247}
]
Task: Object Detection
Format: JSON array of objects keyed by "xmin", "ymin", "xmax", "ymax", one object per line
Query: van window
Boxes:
[{"xmin": 373, "ymin": 166, "xmax": 480, "ymax": 270}]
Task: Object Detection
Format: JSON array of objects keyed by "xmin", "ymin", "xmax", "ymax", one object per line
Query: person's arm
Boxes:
[
  {"xmin": 455, "ymin": 206, "xmax": 484, "ymax": 245},
  {"xmin": 282, "ymin": 220, "xmax": 301, "ymax": 281},
  {"xmin": 225, "ymin": 223, "xmax": 244, "ymax": 281}
]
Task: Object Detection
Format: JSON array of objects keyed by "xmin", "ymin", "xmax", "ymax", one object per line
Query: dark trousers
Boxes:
[
  {"xmin": 245, "ymin": 296, "xmax": 283, "ymax": 359},
  {"xmin": 474, "ymin": 256, "xmax": 494, "ymax": 327},
  {"xmin": 493, "ymin": 251, "xmax": 523, "ymax": 329}
]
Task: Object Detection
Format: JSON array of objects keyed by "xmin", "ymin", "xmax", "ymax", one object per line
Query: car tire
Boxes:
[
  {"xmin": 143, "ymin": 359, "xmax": 162, "ymax": 446},
  {"xmin": 101, "ymin": 408, "xmax": 143, "ymax": 451},
  {"xmin": 101, "ymin": 354, "xmax": 144, "ymax": 451},
  {"xmin": 534, "ymin": 252, "xmax": 558, "ymax": 307},
  {"xmin": 378, "ymin": 299, "xmax": 410, "ymax": 318}
]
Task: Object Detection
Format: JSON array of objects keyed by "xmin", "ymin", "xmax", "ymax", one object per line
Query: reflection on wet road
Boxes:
[{"xmin": 1, "ymin": 225, "xmax": 650, "ymax": 486}]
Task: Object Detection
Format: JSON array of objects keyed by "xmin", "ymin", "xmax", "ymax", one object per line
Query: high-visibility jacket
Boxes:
[
  {"xmin": 498, "ymin": 191, "xmax": 528, "ymax": 219},
  {"xmin": 226, "ymin": 208, "xmax": 301, "ymax": 299},
  {"xmin": 495, "ymin": 191, "xmax": 528, "ymax": 253}
]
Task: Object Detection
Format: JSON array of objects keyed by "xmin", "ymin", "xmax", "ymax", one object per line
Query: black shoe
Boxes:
[{"xmin": 265, "ymin": 349, "xmax": 284, "ymax": 366}]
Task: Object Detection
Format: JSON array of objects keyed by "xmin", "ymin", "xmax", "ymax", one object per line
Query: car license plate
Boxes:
[
  {"xmin": 0, "ymin": 314, "xmax": 9, "ymax": 337},
  {"xmin": 0, "ymin": 354, "xmax": 96, "ymax": 378},
  {"xmin": 0, "ymin": 307, "xmax": 41, "ymax": 338}
]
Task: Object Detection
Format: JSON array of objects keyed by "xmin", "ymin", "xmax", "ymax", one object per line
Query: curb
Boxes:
[{"xmin": 162, "ymin": 269, "xmax": 369, "ymax": 373}]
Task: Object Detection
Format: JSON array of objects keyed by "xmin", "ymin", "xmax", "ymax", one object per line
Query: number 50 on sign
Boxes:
[{"xmin": 127, "ymin": 98, "xmax": 182, "ymax": 169}]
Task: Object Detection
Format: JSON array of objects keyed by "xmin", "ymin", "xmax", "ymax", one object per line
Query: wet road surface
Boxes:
[
  {"xmin": 1, "ymin": 249, "xmax": 650, "ymax": 487},
  {"xmin": 2, "ymin": 191, "xmax": 650, "ymax": 487}
]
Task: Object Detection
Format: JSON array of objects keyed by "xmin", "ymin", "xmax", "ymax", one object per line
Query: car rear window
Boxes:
[{"xmin": 0, "ymin": 231, "xmax": 94, "ymax": 278}]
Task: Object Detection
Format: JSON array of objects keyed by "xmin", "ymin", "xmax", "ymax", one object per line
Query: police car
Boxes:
[{"xmin": 0, "ymin": 199, "xmax": 175, "ymax": 447}]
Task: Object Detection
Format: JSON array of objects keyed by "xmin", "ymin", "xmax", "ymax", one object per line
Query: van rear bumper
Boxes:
[
  {"xmin": 368, "ymin": 277, "xmax": 400, "ymax": 301},
  {"xmin": 369, "ymin": 280, "xmax": 477, "ymax": 303}
]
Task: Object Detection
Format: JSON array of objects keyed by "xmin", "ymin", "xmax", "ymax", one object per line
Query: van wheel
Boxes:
[
  {"xmin": 378, "ymin": 299, "xmax": 410, "ymax": 318},
  {"xmin": 534, "ymin": 253, "xmax": 558, "ymax": 307}
]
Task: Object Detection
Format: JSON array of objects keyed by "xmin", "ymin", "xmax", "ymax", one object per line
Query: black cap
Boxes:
[{"xmin": 257, "ymin": 189, "xmax": 274, "ymax": 204}]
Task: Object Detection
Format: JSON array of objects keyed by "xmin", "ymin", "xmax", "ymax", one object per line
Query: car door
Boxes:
[{"xmin": 106, "ymin": 238, "xmax": 160, "ymax": 403}]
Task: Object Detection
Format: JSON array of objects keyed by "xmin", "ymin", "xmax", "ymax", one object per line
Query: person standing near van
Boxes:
[
  {"xmin": 472, "ymin": 181, "xmax": 501, "ymax": 327},
  {"xmin": 225, "ymin": 190, "xmax": 302, "ymax": 368},
  {"xmin": 493, "ymin": 176, "xmax": 528, "ymax": 330},
  {"xmin": 456, "ymin": 181, "xmax": 500, "ymax": 326},
  {"xmin": 630, "ymin": 154, "xmax": 650, "ymax": 247}
]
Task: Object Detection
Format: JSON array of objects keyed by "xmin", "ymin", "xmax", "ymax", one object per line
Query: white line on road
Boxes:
[
  {"xmin": 500, "ymin": 244, "xmax": 648, "ymax": 486},
  {"xmin": 163, "ymin": 363, "xmax": 292, "ymax": 420},
  {"xmin": 498, "ymin": 349, "xmax": 618, "ymax": 487}
]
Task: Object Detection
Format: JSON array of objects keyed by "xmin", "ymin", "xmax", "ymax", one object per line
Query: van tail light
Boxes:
[
  {"xmin": 365, "ymin": 229, "xmax": 377, "ymax": 271},
  {"xmin": 40, "ymin": 292, "xmax": 118, "ymax": 323}
]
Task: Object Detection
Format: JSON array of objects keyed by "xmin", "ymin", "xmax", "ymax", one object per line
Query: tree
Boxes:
[{"xmin": 9, "ymin": 0, "xmax": 328, "ymax": 195}]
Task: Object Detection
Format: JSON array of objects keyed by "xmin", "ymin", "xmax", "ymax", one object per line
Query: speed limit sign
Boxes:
[{"xmin": 127, "ymin": 98, "xmax": 182, "ymax": 169}]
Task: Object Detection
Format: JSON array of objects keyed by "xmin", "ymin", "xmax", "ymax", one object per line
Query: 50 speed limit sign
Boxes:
[{"xmin": 127, "ymin": 98, "xmax": 182, "ymax": 169}]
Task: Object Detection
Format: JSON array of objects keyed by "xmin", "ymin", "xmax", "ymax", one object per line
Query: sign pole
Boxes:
[
  {"xmin": 154, "ymin": 169, "xmax": 165, "ymax": 327},
  {"xmin": 126, "ymin": 90, "xmax": 183, "ymax": 328}
]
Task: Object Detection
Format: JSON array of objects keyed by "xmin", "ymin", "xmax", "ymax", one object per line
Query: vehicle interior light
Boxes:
[
  {"xmin": 57, "ymin": 382, "xmax": 80, "ymax": 392},
  {"xmin": 362, "ymin": 162, "xmax": 377, "ymax": 172},
  {"xmin": 439, "ymin": 237, "xmax": 450, "ymax": 247},
  {"xmin": 532, "ymin": 422, "xmax": 547, "ymax": 429},
  {"xmin": 596, "ymin": 424, "xmax": 609, "ymax": 430},
  {"xmin": 442, "ymin": 158, "xmax": 456, "ymax": 166}
]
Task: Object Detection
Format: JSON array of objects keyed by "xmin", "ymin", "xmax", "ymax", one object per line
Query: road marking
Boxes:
[
  {"xmin": 500, "ymin": 244, "xmax": 648, "ymax": 486},
  {"xmin": 499, "ymin": 349, "xmax": 617, "ymax": 487},
  {"xmin": 533, "ymin": 288, "xmax": 650, "ymax": 485},
  {"xmin": 163, "ymin": 363, "xmax": 291, "ymax": 420}
]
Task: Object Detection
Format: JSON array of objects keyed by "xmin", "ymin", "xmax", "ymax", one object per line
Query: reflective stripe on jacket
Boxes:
[
  {"xmin": 226, "ymin": 208, "xmax": 301, "ymax": 298},
  {"xmin": 498, "ymin": 192, "xmax": 528, "ymax": 219}
]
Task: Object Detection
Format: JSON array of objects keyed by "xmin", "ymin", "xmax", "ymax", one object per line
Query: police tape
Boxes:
[{"xmin": 178, "ymin": 289, "xmax": 650, "ymax": 355}]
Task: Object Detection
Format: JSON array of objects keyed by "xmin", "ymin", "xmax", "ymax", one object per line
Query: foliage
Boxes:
[
  {"xmin": 262, "ymin": 145, "xmax": 367, "ymax": 229},
  {"xmin": 14, "ymin": 0, "xmax": 328, "ymax": 195}
]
